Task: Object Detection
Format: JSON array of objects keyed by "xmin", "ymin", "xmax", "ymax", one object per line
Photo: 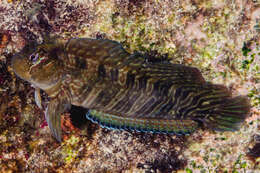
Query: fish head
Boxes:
[{"xmin": 12, "ymin": 39, "xmax": 65, "ymax": 90}]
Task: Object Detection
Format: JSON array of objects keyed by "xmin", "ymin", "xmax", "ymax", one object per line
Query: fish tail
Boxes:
[{"xmin": 193, "ymin": 84, "xmax": 251, "ymax": 131}]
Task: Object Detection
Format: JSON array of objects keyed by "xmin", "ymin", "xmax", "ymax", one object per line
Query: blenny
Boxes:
[{"xmin": 12, "ymin": 37, "xmax": 250, "ymax": 142}]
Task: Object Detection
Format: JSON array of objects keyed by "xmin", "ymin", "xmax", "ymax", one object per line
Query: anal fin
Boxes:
[{"xmin": 86, "ymin": 110, "xmax": 198, "ymax": 135}]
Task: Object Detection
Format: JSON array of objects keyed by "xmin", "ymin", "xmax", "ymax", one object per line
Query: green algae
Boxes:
[
  {"xmin": 242, "ymin": 43, "xmax": 252, "ymax": 57},
  {"xmin": 111, "ymin": 15, "xmax": 177, "ymax": 56},
  {"xmin": 185, "ymin": 168, "xmax": 193, "ymax": 173},
  {"xmin": 248, "ymin": 88, "xmax": 260, "ymax": 107},
  {"xmin": 62, "ymin": 135, "xmax": 80, "ymax": 164}
]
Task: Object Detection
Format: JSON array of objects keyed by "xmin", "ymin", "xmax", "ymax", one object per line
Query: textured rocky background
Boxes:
[{"xmin": 0, "ymin": 0, "xmax": 259, "ymax": 172}]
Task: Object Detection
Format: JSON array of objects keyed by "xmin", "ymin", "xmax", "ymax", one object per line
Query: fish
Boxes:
[{"xmin": 11, "ymin": 36, "xmax": 251, "ymax": 142}]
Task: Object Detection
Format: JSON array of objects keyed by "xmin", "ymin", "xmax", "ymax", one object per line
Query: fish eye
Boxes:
[{"xmin": 29, "ymin": 53, "xmax": 39, "ymax": 63}]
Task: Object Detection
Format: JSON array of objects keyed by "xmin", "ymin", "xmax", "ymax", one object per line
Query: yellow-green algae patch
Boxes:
[{"xmin": 62, "ymin": 135, "xmax": 80, "ymax": 164}]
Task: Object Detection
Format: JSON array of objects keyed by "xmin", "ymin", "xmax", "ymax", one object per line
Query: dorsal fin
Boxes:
[{"xmin": 65, "ymin": 38, "xmax": 130, "ymax": 66}]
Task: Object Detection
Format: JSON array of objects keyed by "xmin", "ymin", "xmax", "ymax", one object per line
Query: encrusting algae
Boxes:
[{"xmin": 11, "ymin": 36, "xmax": 250, "ymax": 142}]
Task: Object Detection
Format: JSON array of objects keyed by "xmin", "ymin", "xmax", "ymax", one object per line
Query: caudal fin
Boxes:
[
  {"xmin": 195, "ymin": 84, "xmax": 251, "ymax": 131},
  {"xmin": 208, "ymin": 96, "xmax": 250, "ymax": 131}
]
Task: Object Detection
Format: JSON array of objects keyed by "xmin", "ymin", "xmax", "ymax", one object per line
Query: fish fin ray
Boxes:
[
  {"xmin": 45, "ymin": 98, "xmax": 71, "ymax": 142},
  {"xmin": 86, "ymin": 110, "xmax": 198, "ymax": 134}
]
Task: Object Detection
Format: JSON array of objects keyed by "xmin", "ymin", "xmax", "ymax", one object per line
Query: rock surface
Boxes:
[{"xmin": 0, "ymin": 0, "xmax": 259, "ymax": 172}]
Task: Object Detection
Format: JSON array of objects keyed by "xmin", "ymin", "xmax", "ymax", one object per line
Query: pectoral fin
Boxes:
[
  {"xmin": 45, "ymin": 98, "xmax": 71, "ymax": 142},
  {"xmin": 34, "ymin": 87, "xmax": 42, "ymax": 109}
]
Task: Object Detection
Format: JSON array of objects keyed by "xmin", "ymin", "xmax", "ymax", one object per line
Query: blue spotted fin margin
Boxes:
[{"xmin": 86, "ymin": 110, "xmax": 199, "ymax": 134}]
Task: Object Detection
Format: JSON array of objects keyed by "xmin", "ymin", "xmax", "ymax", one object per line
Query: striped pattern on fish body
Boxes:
[
  {"xmin": 63, "ymin": 39, "xmax": 205, "ymax": 118},
  {"xmin": 11, "ymin": 37, "xmax": 250, "ymax": 142}
]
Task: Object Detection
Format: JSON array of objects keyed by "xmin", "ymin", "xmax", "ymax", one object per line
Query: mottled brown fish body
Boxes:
[
  {"xmin": 12, "ymin": 37, "xmax": 250, "ymax": 142},
  {"xmin": 64, "ymin": 39, "xmax": 200, "ymax": 117}
]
